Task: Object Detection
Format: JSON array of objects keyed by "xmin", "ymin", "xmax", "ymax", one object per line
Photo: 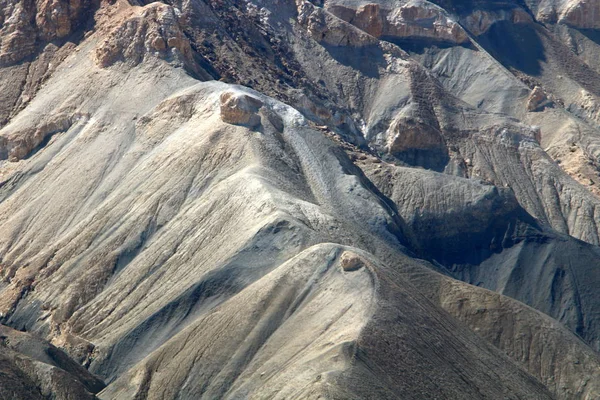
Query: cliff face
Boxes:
[{"xmin": 1, "ymin": 0, "xmax": 600, "ymax": 398}]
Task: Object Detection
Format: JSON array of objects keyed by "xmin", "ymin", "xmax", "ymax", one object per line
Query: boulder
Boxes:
[{"xmin": 220, "ymin": 91, "xmax": 263, "ymax": 128}]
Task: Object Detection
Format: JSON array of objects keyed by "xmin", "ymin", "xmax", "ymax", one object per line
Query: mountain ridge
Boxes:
[{"xmin": 1, "ymin": 0, "xmax": 600, "ymax": 398}]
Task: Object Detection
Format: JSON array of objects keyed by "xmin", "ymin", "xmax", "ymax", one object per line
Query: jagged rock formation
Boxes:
[{"xmin": 1, "ymin": 0, "xmax": 600, "ymax": 398}]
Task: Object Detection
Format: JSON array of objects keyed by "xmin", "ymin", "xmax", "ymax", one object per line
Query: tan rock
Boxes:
[
  {"xmin": 0, "ymin": 112, "xmax": 85, "ymax": 161},
  {"xmin": 526, "ymin": 86, "xmax": 548, "ymax": 112},
  {"xmin": 353, "ymin": 4, "xmax": 384, "ymax": 37},
  {"xmin": 0, "ymin": 0, "xmax": 96, "ymax": 67},
  {"xmin": 464, "ymin": 8, "xmax": 532, "ymax": 36},
  {"xmin": 386, "ymin": 118, "xmax": 445, "ymax": 154},
  {"xmin": 339, "ymin": 251, "xmax": 367, "ymax": 271},
  {"xmin": 297, "ymin": 1, "xmax": 378, "ymax": 47},
  {"xmin": 94, "ymin": 3, "xmax": 198, "ymax": 74},
  {"xmin": 390, "ymin": 3, "xmax": 467, "ymax": 43},
  {"xmin": 559, "ymin": 0, "xmax": 600, "ymax": 29},
  {"xmin": 36, "ymin": 0, "xmax": 78, "ymax": 40},
  {"xmin": 220, "ymin": 91, "xmax": 263, "ymax": 128}
]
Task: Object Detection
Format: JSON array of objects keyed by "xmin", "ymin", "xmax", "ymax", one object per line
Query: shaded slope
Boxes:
[
  {"xmin": 358, "ymin": 155, "xmax": 600, "ymax": 351},
  {"xmin": 404, "ymin": 266, "xmax": 600, "ymax": 400},
  {"xmin": 0, "ymin": 324, "xmax": 104, "ymax": 399},
  {"xmin": 100, "ymin": 244, "xmax": 553, "ymax": 399}
]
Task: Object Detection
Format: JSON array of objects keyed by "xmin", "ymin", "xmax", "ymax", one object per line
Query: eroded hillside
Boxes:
[{"xmin": 1, "ymin": 0, "xmax": 600, "ymax": 398}]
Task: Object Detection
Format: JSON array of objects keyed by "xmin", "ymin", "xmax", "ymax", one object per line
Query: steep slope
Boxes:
[
  {"xmin": 322, "ymin": 0, "xmax": 600, "ymax": 243},
  {"xmin": 358, "ymin": 154, "xmax": 600, "ymax": 351},
  {"xmin": 0, "ymin": 324, "xmax": 104, "ymax": 399},
  {"xmin": 0, "ymin": 72, "xmax": 555, "ymax": 397},
  {"xmin": 100, "ymin": 244, "xmax": 553, "ymax": 399},
  {"xmin": 0, "ymin": 0, "xmax": 600, "ymax": 398},
  {"xmin": 404, "ymin": 266, "xmax": 600, "ymax": 399}
]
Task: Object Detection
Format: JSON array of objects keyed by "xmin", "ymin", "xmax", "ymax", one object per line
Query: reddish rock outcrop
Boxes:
[
  {"xmin": 353, "ymin": 3, "xmax": 384, "ymax": 37},
  {"xmin": 0, "ymin": 0, "xmax": 97, "ymax": 66},
  {"xmin": 94, "ymin": 3, "xmax": 198, "ymax": 74}
]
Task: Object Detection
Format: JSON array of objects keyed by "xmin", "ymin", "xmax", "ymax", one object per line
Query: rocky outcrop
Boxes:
[
  {"xmin": 36, "ymin": 0, "xmax": 88, "ymax": 41},
  {"xmin": 385, "ymin": 116, "xmax": 448, "ymax": 168},
  {"xmin": 386, "ymin": 1, "xmax": 469, "ymax": 44},
  {"xmin": 527, "ymin": 86, "xmax": 550, "ymax": 111},
  {"xmin": 219, "ymin": 91, "xmax": 263, "ymax": 128},
  {"xmin": 554, "ymin": 0, "xmax": 600, "ymax": 29},
  {"xmin": 0, "ymin": 0, "xmax": 97, "ymax": 66},
  {"xmin": 464, "ymin": 8, "xmax": 533, "ymax": 36},
  {"xmin": 352, "ymin": 3, "xmax": 384, "ymax": 37},
  {"xmin": 339, "ymin": 250, "xmax": 368, "ymax": 271},
  {"xmin": 0, "ymin": 112, "xmax": 86, "ymax": 161},
  {"xmin": 297, "ymin": 1, "xmax": 379, "ymax": 47},
  {"xmin": 94, "ymin": 3, "xmax": 200, "ymax": 75},
  {"xmin": 0, "ymin": 1, "xmax": 38, "ymax": 66},
  {"xmin": 0, "ymin": 0, "xmax": 97, "ymax": 127},
  {"xmin": 327, "ymin": 0, "xmax": 470, "ymax": 44}
]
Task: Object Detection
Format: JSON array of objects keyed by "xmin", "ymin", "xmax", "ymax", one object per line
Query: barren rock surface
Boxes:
[
  {"xmin": 0, "ymin": 324, "xmax": 104, "ymax": 399},
  {"xmin": 1, "ymin": 0, "xmax": 600, "ymax": 398}
]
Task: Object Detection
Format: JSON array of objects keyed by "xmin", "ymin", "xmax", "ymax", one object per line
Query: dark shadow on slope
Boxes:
[
  {"xmin": 381, "ymin": 36, "xmax": 476, "ymax": 55},
  {"xmin": 321, "ymin": 43, "xmax": 383, "ymax": 79},
  {"xmin": 462, "ymin": 232, "xmax": 599, "ymax": 347},
  {"xmin": 415, "ymin": 208, "xmax": 541, "ymax": 267},
  {"xmin": 89, "ymin": 218, "xmax": 313, "ymax": 382},
  {"xmin": 429, "ymin": 0, "xmax": 529, "ymax": 16},
  {"xmin": 477, "ymin": 21, "xmax": 546, "ymax": 76},
  {"xmin": 578, "ymin": 29, "xmax": 600, "ymax": 46},
  {"xmin": 388, "ymin": 147, "xmax": 450, "ymax": 172}
]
